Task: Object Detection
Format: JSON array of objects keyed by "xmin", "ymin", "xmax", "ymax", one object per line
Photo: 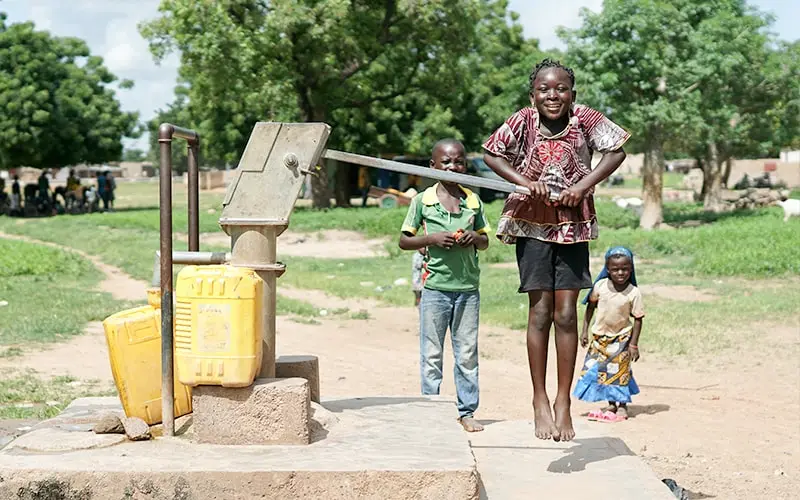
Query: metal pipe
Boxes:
[
  {"xmin": 187, "ymin": 142, "xmax": 200, "ymax": 252},
  {"xmin": 157, "ymin": 122, "xmax": 200, "ymax": 437},
  {"xmin": 158, "ymin": 124, "xmax": 175, "ymax": 437},
  {"xmin": 157, "ymin": 250, "xmax": 231, "ymax": 266},
  {"xmin": 228, "ymin": 225, "xmax": 281, "ymax": 378},
  {"xmin": 322, "ymin": 149, "xmax": 532, "ymax": 196},
  {"xmin": 169, "ymin": 124, "xmax": 199, "ymax": 142}
]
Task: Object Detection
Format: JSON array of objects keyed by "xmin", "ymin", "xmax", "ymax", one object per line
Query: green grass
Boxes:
[
  {"xmin": 0, "ymin": 371, "xmax": 115, "ymax": 419},
  {"xmin": 0, "ymin": 238, "xmax": 90, "ymax": 277},
  {"xmin": 0, "ymin": 239, "xmax": 138, "ymax": 344},
  {"xmin": 595, "ymin": 207, "xmax": 800, "ymax": 276},
  {"xmin": 3, "ymin": 181, "xmax": 799, "ymax": 360},
  {"xmin": 281, "ymin": 255, "xmax": 800, "ymax": 354},
  {"xmin": 640, "ymin": 282, "xmax": 800, "ymax": 355}
]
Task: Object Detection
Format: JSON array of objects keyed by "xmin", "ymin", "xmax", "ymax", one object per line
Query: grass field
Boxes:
[
  {"xmin": 1, "ymin": 181, "xmax": 798, "ymax": 359},
  {"xmin": 0, "ymin": 238, "xmax": 137, "ymax": 345}
]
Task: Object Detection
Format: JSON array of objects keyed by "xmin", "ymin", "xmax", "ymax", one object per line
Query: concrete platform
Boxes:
[
  {"xmin": 0, "ymin": 396, "xmax": 479, "ymax": 500},
  {"xmin": 471, "ymin": 419, "xmax": 675, "ymax": 499}
]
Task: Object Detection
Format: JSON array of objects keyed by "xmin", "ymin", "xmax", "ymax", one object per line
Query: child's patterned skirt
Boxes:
[{"xmin": 573, "ymin": 331, "xmax": 640, "ymax": 403}]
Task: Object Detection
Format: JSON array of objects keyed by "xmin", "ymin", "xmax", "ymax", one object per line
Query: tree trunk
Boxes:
[
  {"xmin": 697, "ymin": 157, "xmax": 708, "ymax": 201},
  {"xmin": 310, "ymin": 160, "xmax": 331, "ymax": 209},
  {"xmin": 307, "ymin": 108, "xmax": 331, "ymax": 209},
  {"xmin": 722, "ymin": 157, "xmax": 733, "ymax": 187},
  {"xmin": 639, "ymin": 128, "xmax": 665, "ymax": 229},
  {"xmin": 334, "ymin": 160, "xmax": 352, "ymax": 207},
  {"xmin": 703, "ymin": 142, "xmax": 726, "ymax": 212}
]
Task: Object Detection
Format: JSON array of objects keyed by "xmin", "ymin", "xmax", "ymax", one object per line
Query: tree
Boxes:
[
  {"xmin": 0, "ymin": 14, "xmax": 139, "ymax": 170},
  {"xmin": 762, "ymin": 41, "xmax": 800, "ymax": 153},
  {"xmin": 561, "ymin": 0, "xmax": 732, "ymax": 228},
  {"xmin": 141, "ymin": 0, "xmax": 512, "ymax": 208},
  {"xmin": 683, "ymin": 2, "xmax": 787, "ymax": 211}
]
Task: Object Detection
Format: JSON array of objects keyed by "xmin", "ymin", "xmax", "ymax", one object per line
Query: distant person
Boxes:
[
  {"xmin": 65, "ymin": 169, "xmax": 81, "ymax": 210},
  {"xmin": 482, "ymin": 58, "xmax": 629, "ymax": 441},
  {"xmin": 574, "ymin": 247, "xmax": 644, "ymax": 422},
  {"xmin": 398, "ymin": 138, "xmax": 491, "ymax": 433},
  {"xmin": 0, "ymin": 176, "xmax": 6, "ymax": 209},
  {"xmin": 97, "ymin": 171, "xmax": 107, "ymax": 211},
  {"xmin": 104, "ymin": 170, "xmax": 116, "ymax": 211},
  {"xmin": 37, "ymin": 170, "xmax": 51, "ymax": 205},
  {"xmin": 10, "ymin": 175, "xmax": 21, "ymax": 215},
  {"xmin": 358, "ymin": 166, "xmax": 370, "ymax": 207}
]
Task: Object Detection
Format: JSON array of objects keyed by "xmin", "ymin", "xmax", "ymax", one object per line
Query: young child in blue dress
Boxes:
[{"xmin": 574, "ymin": 247, "xmax": 644, "ymax": 421}]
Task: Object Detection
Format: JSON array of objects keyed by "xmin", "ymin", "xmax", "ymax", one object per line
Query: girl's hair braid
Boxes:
[{"xmin": 529, "ymin": 58, "xmax": 575, "ymax": 93}]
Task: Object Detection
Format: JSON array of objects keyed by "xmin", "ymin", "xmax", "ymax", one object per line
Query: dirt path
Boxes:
[
  {"xmin": 276, "ymin": 288, "xmax": 800, "ymax": 500},
  {"xmin": 1, "ymin": 234, "xmax": 797, "ymax": 498},
  {"xmin": 184, "ymin": 229, "xmax": 391, "ymax": 259}
]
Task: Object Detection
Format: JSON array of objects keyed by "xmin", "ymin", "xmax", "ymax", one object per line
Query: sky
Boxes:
[{"xmin": 2, "ymin": 0, "xmax": 797, "ymax": 152}]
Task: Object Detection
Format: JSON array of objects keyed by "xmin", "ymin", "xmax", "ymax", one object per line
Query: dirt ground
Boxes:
[
  {"xmin": 192, "ymin": 229, "xmax": 390, "ymax": 258},
  {"xmin": 1, "ymin": 233, "xmax": 798, "ymax": 499}
]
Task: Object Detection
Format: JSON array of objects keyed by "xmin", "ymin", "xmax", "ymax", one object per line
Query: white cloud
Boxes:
[{"xmin": 28, "ymin": 5, "xmax": 53, "ymax": 31}]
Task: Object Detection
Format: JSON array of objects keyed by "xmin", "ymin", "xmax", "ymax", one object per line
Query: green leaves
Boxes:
[
  {"xmin": 141, "ymin": 0, "xmax": 541, "ymax": 172},
  {"xmin": 0, "ymin": 16, "xmax": 139, "ymax": 169}
]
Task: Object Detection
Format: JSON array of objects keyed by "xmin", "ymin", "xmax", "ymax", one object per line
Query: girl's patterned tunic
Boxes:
[{"xmin": 482, "ymin": 105, "xmax": 630, "ymax": 244}]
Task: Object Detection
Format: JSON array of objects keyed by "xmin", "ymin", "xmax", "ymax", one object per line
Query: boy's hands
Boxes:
[
  {"xmin": 424, "ymin": 230, "xmax": 486, "ymax": 250},
  {"xmin": 455, "ymin": 230, "xmax": 480, "ymax": 247},
  {"xmin": 580, "ymin": 330, "xmax": 589, "ymax": 348},
  {"xmin": 628, "ymin": 345, "xmax": 640, "ymax": 362},
  {"xmin": 427, "ymin": 231, "xmax": 456, "ymax": 249}
]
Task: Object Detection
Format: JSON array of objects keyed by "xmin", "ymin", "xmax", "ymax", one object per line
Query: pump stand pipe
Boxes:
[{"xmin": 158, "ymin": 123, "xmax": 200, "ymax": 437}]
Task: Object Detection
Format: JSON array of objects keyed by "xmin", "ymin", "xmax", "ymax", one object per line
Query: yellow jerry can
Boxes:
[
  {"xmin": 174, "ymin": 265, "xmax": 263, "ymax": 387},
  {"xmin": 102, "ymin": 288, "xmax": 193, "ymax": 425}
]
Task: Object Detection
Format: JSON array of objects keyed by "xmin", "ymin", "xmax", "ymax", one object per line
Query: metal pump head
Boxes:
[{"xmin": 219, "ymin": 122, "xmax": 331, "ymax": 232}]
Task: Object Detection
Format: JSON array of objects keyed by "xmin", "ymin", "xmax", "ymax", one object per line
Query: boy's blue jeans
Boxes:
[{"xmin": 419, "ymin": 288, "xmax": 480, "ymax": 419}]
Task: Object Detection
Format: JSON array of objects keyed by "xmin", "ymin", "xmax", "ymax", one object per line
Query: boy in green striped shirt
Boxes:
[{"xmin": 399, "ymin": 139, "xmax": 490, "ymax": 432}]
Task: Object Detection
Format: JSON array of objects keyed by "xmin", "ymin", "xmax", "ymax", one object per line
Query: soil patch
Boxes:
[
  {"xmin": 185, "ymin": 229, "xmax": 390, "ymax": 259},
  {"xmin": 643, "ymin": 284, "xmax": 717, "ymax": 302}
]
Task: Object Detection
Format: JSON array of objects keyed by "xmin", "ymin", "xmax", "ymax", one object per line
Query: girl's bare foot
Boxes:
[
  {"xmin": 459, "ymin": 416, "xmax": 484, "ymax": 432},
  {"xmin": 617, "ymin": 404, "xmax": 628, "ymax": 419},
  {"xmin": 533, "ymin": 395, "xmax": 559, "ymax": 440},
  {"xmin": 553, "ymin": 398, "xmax": 575, "ymax": 442},
  {"xmin": 601, "ymin": 402, "xmax": 618, "ymax": 413}
]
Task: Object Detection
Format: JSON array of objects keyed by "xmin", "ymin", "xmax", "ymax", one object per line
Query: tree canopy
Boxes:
[
  {"xmin": 141, "ymin": 0, "xmax": 545, "ymax": 207},
  {"xmin": 0, "ymin": 13, "xmax": 139, "ymax": 170},
  {"xmin": 561, "ymin": 0, "xmax": 798, "ymax": 221}
]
